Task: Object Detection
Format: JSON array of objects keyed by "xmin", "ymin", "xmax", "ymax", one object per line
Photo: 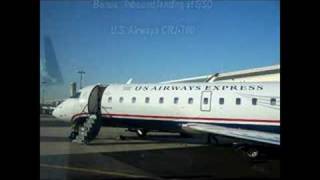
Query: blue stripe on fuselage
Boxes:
[{"xmin": 101, "ymin": 117, "xmax": 280, "ymax": 134}]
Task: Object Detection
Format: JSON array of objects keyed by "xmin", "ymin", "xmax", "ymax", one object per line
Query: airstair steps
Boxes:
[{"xmin": 72, "ymin": 114, "xmax": 102, "ymax": 144}]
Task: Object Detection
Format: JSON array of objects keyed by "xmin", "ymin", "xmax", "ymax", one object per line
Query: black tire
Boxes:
[{"xmin": 245, "ymin": 147, "xmax": 260, "ymax": 160}]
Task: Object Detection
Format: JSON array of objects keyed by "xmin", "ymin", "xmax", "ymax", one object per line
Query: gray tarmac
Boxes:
[{"xmin": 40, "ymin": 114, "xmax": 280, "ymax": 179}]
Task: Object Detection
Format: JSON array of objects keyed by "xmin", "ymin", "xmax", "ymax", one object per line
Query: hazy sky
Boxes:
[{"xmin": 40, "ymin": 0, "xmax": 280, "ymax": 102}]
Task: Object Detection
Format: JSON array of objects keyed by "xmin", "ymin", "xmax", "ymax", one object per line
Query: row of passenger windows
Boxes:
[{"xmin": 107, "ymin": 97, "xmax": 277, "ymax": 105}]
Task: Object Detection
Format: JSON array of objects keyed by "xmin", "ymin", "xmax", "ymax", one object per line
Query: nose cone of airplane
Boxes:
[
  {"xmin": 52, "ymin": 107, "xmax": 58, "ymax": 119},
  {"xmin": 52, "ymin": 104, "xmax": 63, "ymax": 119}
]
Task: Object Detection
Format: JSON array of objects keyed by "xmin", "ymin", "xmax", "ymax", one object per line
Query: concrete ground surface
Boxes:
[{"xmin": 40, "ymin": 114, "xmax": 280, "ymax": 179}]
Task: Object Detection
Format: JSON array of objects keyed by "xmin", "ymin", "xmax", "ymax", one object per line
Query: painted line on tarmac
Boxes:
[{"xmin": 40, "ymin": 163, "xmax": 157, "ymax": 179}]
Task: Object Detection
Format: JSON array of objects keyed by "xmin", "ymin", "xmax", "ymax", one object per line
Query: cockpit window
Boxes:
[{"xmin": 70, "ymin": 92, "xmax": 81, "ymax": 98}]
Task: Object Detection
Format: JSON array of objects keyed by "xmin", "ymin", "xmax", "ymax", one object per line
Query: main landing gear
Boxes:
[
  {"xmin": 233, "ymin": 143, "xmax": 261, "ymax": 160},
  {"xmin": 206, "ymin": 134, "xmax": 219, "ymax": 144},
  {"xmin": 128, "ymin": 128, "xmax": 148, "ymax": 138},
  {"xmin": 180, "ymin": 132, "xmax": 193, "ymax": 138},
  {"xmin": 136, "ymin": 129, "xmax": 148, "ymax": 137},
  {"xmin": 205, "ymin": 136, "xmax": 261, "ymax": 160}
]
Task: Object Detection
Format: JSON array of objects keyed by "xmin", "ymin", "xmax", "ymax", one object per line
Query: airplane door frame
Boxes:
[
  {"xmin": 200, "ymin": 91, "xmax": 212, "ymax": 112},
  {"xmin": 88, "ymin": 85, "xmax": 106, "ymax": 114}
]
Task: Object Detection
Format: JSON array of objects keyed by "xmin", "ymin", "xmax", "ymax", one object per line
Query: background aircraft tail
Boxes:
[{"xmin": 41, "ymin": 36, "xmax": 64, "ymax": 85}]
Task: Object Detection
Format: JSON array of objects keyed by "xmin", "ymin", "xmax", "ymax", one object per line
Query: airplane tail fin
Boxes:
[{"xmin": 41, "ymin": 36, "xmax": 64, "ymax": 85}]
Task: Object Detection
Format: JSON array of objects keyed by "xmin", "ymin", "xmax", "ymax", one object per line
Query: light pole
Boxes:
[{"xmin": 77, "ymin": 70, "xmax": 85, "ymax": 89}]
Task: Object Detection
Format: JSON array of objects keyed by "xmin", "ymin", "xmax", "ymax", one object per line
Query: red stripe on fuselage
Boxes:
[
  {"xmin": 102, "ymin": 113, "xmax": 280, "ymax": 123},
  {"xmin": 70, "ymin": 113, "xmax": 279, "ymax": 123}
]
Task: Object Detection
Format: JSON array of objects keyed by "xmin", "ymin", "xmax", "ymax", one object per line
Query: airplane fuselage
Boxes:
[{"xmin": 53, "ymin": 82, "xmax": 280, "ymax": 134}]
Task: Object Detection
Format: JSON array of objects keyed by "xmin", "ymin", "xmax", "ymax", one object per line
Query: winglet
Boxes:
[{"xmin": 126, "ymin": 78, "xmax": 133, "ymax": 84}]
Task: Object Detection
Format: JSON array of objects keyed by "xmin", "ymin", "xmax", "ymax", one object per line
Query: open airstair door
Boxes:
[{"xmin": 88, "ymin": 85, "xmax": 106, "ymax": 114}]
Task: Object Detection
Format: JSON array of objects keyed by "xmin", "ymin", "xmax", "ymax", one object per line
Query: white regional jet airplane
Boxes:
[{"xmin": 52, "ymin": 82, "xmax": 280, "ymax": 159}]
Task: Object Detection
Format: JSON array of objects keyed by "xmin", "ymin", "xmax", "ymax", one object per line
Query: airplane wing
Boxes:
[
  {"xmin": 159, "ymin": 64, "xmax": 280, "ymax": 84},
  {"xmin": 159, "ymin": 75, "xmax": 212, "ymax": 84},
  {"xmin": 182, "ymin": 123, "xmax": 280, "ymax": 145}
]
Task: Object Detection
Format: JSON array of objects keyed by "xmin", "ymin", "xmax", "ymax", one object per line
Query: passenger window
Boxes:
[
  {"xmin": 108, "ymin": 97, "xmax": 112, "ymax": 103},
  {"xmin": 132, "ymin": 97, "xmax": 136, "ymax": 103},
  {"xmin": 236, "ymin": 98, "xmax": 241, "ymax": 105},
  {"xmin": 159, "ymin": 97, "xmax": 164, "ymax": 104},
  {"xmin": 252, "ymin": 98, "xmax": 257, "ymax": 105},
  {"xmin": 145, "ymin": 97, "xmax": 150, "ymax": 104},
  {"xmin": 271, "ymin": 98, "xmax": 276, "ymax": 105},
  {"xmin": 203, "ymin": 98, "xmax": 208, "ymax": 104},
  {"xmin": 219, "ymin": 98, "xmax": 224, "ymax": 105},
  {"xmin": 119, "ymin": 97, "xmax": 124, "ymax": 103},
  {"xmin": 188, "ymin": 98, "xmax": 193, "ymax": 104},
  {"xmin": 174, "ymin": 97, "xmax": 179, "ymax": 104}
]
